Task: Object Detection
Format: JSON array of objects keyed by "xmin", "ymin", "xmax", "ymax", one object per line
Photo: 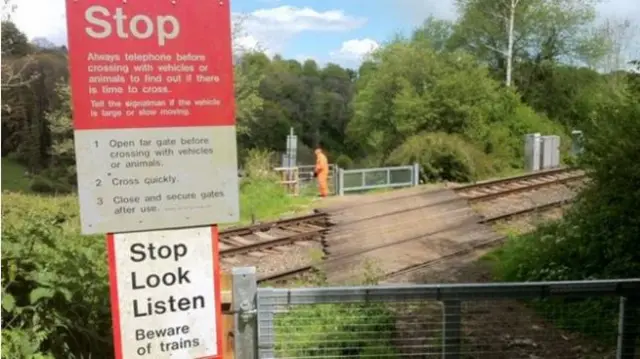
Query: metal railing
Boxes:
[
  {"xmin": 337, "ymin": 163, "xmax": 420, "ymax": 196},
  {"xmin": 297, "ymin": 164, "xmax": 339, "ymax": 195},
  {"xmin": 289, "ymin": 163, "xmax": 420, "ymax": 196},
  {"xmin": 229, "ymin": 267, "xmax": 640, "ymax": 359}
]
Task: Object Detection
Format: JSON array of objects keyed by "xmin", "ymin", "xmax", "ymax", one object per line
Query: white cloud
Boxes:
[
  {"xmin": 246, "ymin": 6, "xmax": 365, "ymax": 33},
  {"xmin": 10, "ymin": 0, "xmax": 67, "ymax": 44},
  {"xmin": 234, "ymin": 6, "xmax": 366, "ymax": 54},
  {"xmin": 330, "ymin": 38, "xmax": 380, "ymax": 62},
  {"xmin": 596, "ymin": 0, "xmax": 640, "ymax": 21},
  {"xmin": 8, "ymin": 1, "xmax": 366, "ymax": 57},
  {"xmin": 234, "ymin": 33, "xmax": 265, "ymax": 54}
]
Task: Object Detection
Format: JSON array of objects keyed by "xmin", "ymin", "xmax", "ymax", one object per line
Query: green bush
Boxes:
[
  {"xmin": 480, "ymin": 104, "xmax": 569, "ymax": 169},
  {"xmin": 275, "ymin": 302, "xmax": 398, "ymax": 358},
  {"xmin": 385, "ymin": 132, "xmax": 495, "ymax": 182},
  {"xmin": 28, "ymin": 175, "xmax": 72, "ymax": 194},
  {"xmin": 493, "ymin": 95, "xmax": 640, "ymax": 282},
  {"xmin": 1, "ymin": 193, "xmax": 111, "ymax": 358},
  {"xmin": 335, "ymin": 154, "xmax": 354, "ymax": 169},
  {"xmin": 274, "ymin": 265, "xmax": 399, "ymax": 358},
  {"xmin": 489, "ymin": 91, "xmax": 640, "ymax": 342},
  {"xmin": 243, "ymin": 148, "xmax": 278, "ymax": 181}
]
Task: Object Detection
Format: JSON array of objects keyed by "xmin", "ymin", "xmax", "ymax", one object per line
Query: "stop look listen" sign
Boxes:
[{"xmin": 108, "ymin": 228, "xmax": 222, "ymax": 358}]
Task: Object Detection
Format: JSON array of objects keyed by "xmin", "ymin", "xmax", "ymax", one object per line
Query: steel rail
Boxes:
[
  {"xmin": 479, "ymin": 198, "xmax": 574, "ymax": 224},
  {"xmin": 258, "ymin": 265, "xmax": 315, "ymax": 283},
  {"xmin": 220, "ymin": 228, "xmax": 327, "ymax": 257},
  {"xmin": 219, "ymin": 212, "xmax": 328, "ymax": 238},
  {"xmin": 453, "ymin": 167, "xmax": 575, "ymax": 192},
  {"xmin": 464, "ymin": 174, "xmax": 585, "ymax": 203}
]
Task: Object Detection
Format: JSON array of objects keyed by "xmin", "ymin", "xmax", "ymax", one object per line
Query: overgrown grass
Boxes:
[
  {"xmin": 483, "ymin": 229, "xmax": 621, "ymax": 344},
  {"xmin": 237, "ymin": 148, "xmax": 316, "ymax": 224},
  {"xmin": 1, "ymin": 192, "xmax": 107, "ymax": 359},
  {"xmin": 275, "ymin": 302, "xmax": 398, "ymax": 358},
  {"xmin": 1, "ymin": 157, "xmax": 32, "ymax": 193},
  {"xmin": 482, "ymin": 98, "xmax": 640, "ymax": 347},
  {"xmin": 238, "ymin": 179, "xmax": 313, "ymax": 224},
  {"xmin": 271, "ymin": 264, "xmax": 400, "ymax": 358}
]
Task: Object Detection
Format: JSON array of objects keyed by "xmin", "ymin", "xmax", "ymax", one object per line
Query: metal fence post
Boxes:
[
  {"xmin": 616, "ymin": 295, "xmax": 638, "ymax": 359},
  {"xmin": 442, "ymin": 300, "xmax": 462, "ymax": 359},
  {"xmin": 338, "ymin": 167, "xmax": 344, "ymax": 196},
  {"xmin": 413, "ymin": 162, "xmax": 420, "ymax": 186},
  {"xmin": 332, "ymin": 164, "xmax": 338, "ymax": 195},
  {"xmin": 232, "ymin": 267, "xmax": 258, "ymax": 359},
  {"xmin": 257, "ymin": 288, "xmax": 276, "ymax": 359}
]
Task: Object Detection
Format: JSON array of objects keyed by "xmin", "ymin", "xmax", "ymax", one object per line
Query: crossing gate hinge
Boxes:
[{"xmin": 237, "ymin": 300, "xmax": 257, "ymax": 322}]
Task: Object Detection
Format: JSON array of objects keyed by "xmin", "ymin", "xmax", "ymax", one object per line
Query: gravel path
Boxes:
[{"xmin": 220, "ymin": 241, "xmax": 323, "ymax": 277}]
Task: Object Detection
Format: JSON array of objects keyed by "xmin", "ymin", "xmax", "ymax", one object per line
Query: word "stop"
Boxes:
[
  {"xmin": 129, "ymin": 242, "xmax": 187, "ymax": 262},
  {"xmin": 84, "ymin": 6, "xmax": 180, "ymax": 46}
]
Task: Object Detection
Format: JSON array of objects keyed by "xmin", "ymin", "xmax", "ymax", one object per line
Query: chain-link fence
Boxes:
[{"xmin": 229, "ymin": 268, "xmax": 640, "ymax": 359}]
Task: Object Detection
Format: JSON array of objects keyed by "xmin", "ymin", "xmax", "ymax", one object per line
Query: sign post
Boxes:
[{"xmin": 65, "ymin": 0, "xmax": 239, "ymax": 357}]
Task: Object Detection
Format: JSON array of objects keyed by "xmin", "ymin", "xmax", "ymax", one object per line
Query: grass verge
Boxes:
[
  {"xmin": 1, "ymin": 157, "xmax": 32, "ymax": 193},
  {"xmin": 481, "ymin": 231, "xmax": 621, "ymax": 345},
  {"xmin": 238, "ymin": 179, "xmax": 315, "ymax": 225},
  {"xmin": 270, "ymin": 265, "xmax": 401, "ymax": 358}
]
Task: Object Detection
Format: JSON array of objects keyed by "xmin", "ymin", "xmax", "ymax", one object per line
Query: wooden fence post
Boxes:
[{"xmin": 221, "ymin": 272, "xmax": 235, "ymax": 359}]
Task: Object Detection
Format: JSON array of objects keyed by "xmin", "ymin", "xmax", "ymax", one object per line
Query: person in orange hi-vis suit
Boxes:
[{"xmin": 314, "ymin": 146, "xmax": 329, "ymax": 198}]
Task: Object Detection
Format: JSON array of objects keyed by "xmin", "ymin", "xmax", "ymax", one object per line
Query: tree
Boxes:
[
  {"xmin": 234, "ymin": 52, "xmax": 266, "ymax": 137},
  {"xmin": 411, "ymin": 16, "xmax": 455, "ymax": 52},
  {"xmin": 42, "ymin": 82, "xmax": 76, "ymax": 189},
  {"xmin": 453, "ymin": 0, "xmax": 536, "ymax": 86},
  {"xmin": 349, "ymin": 40, "xmax": 506, "ymax": 156},
  {"xmin": 1, "ymin": 21, "xmax": 36, "ymax": 89},
  {"xmin": 348, "ymin": 33, "xmax": 568, "ymax": 178},
  {"xmin": 231, "ymin": 18, "xmax": 265, "ymax": 139},
  {"xmin": 453, "ymin": 0, "xmax": 602, "ymax": 86}
]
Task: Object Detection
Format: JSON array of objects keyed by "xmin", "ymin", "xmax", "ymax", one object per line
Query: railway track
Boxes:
[
  {"xmin": 479, "ymin": 197, "xmax": 574, "ymax": 224},
  {"xmin": 219, "ymin": 212, "xmax": 329, "ymax": 259},
  {"xmin": 257, "ymin": 197, "xmax": 577, "ymax": 284},
  {"xmin": 453, "ymin": 167, "xmax": 585, "ymax": 202},
  {"xmin": 322, "ymin": 167, "xmax": 584, "ymax": 212},
  {"xmin": 245, "ymin": 169, "xmax": 585, "ymax": 284}
]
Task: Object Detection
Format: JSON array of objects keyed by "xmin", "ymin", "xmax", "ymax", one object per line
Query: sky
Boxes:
[{"xmin": 6, "ymin": 0, "xmax": 640, "ymax": 69}]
